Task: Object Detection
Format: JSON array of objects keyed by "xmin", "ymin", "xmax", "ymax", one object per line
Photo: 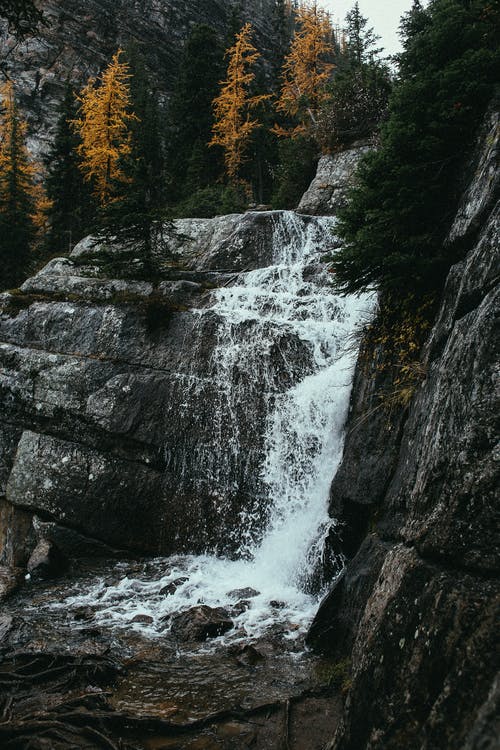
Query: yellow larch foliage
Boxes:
[
  {"xmin": 274, "ymin": 2, "xmax": 334, "ymax": 138},
  {"xmin": 73, "ymin": 49, "xmax": 137, "ymax": 205},
  {"xmin": 210, "ymin": 23, "xmax": 269, "ymax": 181}
]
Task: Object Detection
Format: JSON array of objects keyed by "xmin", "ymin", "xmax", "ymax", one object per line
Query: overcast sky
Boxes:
[{"xmin": 321, "ymin": 0, "xmax": 417, "ymax": 56}]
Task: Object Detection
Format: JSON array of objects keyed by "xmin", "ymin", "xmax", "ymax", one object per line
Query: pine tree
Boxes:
[
  {"xmin": 100, "ymin": 45, "xmax": 167, "ymax": 267},
  {"xmin": 210, "ymin": 23, "xmax": 269, "ymax": 182},
  {"xmin": 0, "ymin": 80, "xmax": 38, "ymax": 288},
  {"xmin": 317, "ymin": 4, "xmax": 391, "ymax": 152},
  {"xmin": 273, "ymin": 2, "xmax": 334, "ymax": 140},
  {"xmin": 333, "ymin": 0, "xmax": 500, "ymax": 295},
  {"xmin": 73, "ymin": 49, "xmax": 137, "ymax": 206},
  {"xmin": 344, "ymin": 1, "xmax": 382, "ymax": 67},
  {"xmin": 44, "ymin": 84, "xmax": 95, "ymax": 255},
  {"xmin": 167, "ymin": 25, "xmax": 225, "ymax": 202}
]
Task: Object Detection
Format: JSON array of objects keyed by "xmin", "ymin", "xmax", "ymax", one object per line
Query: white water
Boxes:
[{"xmin": 53, "ymin": 211, "xmax": 374, "ymax": 642}]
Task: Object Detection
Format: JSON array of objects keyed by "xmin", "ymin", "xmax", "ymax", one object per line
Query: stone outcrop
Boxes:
[
  {"xmin": 297, "ymin": 141, "xmax": 373, "ymax": 216},
  {"xmin": 0, "ymin": 211, "xmax": 337, "ymax": 564},
  {"xmin": 0, "ymin": 0, "xmax": 276, "ymax": 158},
  {"xmin": 307, "ymin": 104, "xmax": 499, "ymax": 749}
]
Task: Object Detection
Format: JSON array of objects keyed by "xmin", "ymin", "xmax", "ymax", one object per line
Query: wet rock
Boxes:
[
  {"xmin": 170, "ymin": 605, "xmax": 234, "ymax": 642},
  {"xmin": 73, "ymin": 607, "xmax": 96, "ymax": 622},
  {"xmin": 160, "ymin": 577, "xmax": 189, "ymax": 596},
  {"xmin": 27, "ymin": 539, "xmax": 68, "ymax": 581},
  {"xmin": 232, "ymin": 644, "xmax": 265, "ymax": 667},
  {"xmin": 0, "ymin": 565, "xmax": 23, "ymax": 601},
  {"xmin": 227, "ymin": 587, "xmax": 260, "ymax": 599},
  {"xmin": 270, "ymin": 600, "xmax": 286, "ymax": 609},
  {"xmin": 0, "ymin": 212, "xmax": 333, "ymax": 560},
  {"xmin": 130, "ymin": 614, "xmax": 154, "ymax": 624},
  {"xmin": 308, "ymin": 101, "xmax": 500, "ymax": 750},
  {"xmin": 0, "ymin": 498, "xmax": 35, "ymax": 568},
  {"xmin": 0, "ymin": 614, "xmax": 14, "ymax": 644},
  {"xmin": 230, "ymin": 599, "xmax": 252, "ymax": 616},
  {"xmin": 72, "ymin": 639, "xmax": 110, "ymax": 657}
]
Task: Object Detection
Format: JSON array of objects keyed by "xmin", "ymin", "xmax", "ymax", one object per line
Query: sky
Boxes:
[{"xmin": 321, "ymin": 0, "xmax": 417, "ymax": 56}]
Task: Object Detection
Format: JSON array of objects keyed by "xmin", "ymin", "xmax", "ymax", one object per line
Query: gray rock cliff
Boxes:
[
  {"xmin": 307, "ymin": 103, "xmax": 499, "ymax": 749},
  {"xmin": 0, "ymin": 0, "xmax": 276, "ymax": 158},
  {"xmin": 297, "ymin": 141, "xmax": 373, "ymax": 216},
  {"xmin": 0, "ymin": 210, "xmax": 335, "ymax": 565}
]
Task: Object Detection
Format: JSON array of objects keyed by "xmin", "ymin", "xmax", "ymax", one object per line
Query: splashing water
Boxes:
[{"xmin": 52, "ymin": 211, "xmax": 374, "ymax": 641}]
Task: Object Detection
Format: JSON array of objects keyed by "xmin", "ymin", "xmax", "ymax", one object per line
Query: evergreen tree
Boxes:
[
  {"xmin": 210, "ymin": 23, "xmax": 269, "ymax": 183},
  {"xmin": 118, "ymin": 46, "xmax": 166, "ymax": 232},
  {"xmin": 271, "ymin": 135, "xmax": 317, "ymax": 209},
  {"xmin": 332, "ymin": 0, "xmax": 500, "ymax": 296},
  {"xmin": 0, "ymin": 80, "xmax": 37, "ymax": 288},
  {"xmin": 317, "ymin": 4, "xmax": 391, "ymax": 153},
  {"xmin": 344, "ymin": 1, "xmax": 383, "ymax": 66},
  {"xmin": 44, "ymin": 84, "xmax": 95, "ymax": 255},
  {"xmin": 167, "ymin": 25, "xmax": 224, "ymax": 202},
  {"xmin": 270, "ymin": 0, "xmax": 294, "ymax": 92},
  {"xmin": 98, "ymin": 47, "xmax": 169, "ymax": 269}
]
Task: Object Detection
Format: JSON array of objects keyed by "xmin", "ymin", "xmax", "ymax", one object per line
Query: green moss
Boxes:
[{"xmin": 316, "ymin": 658, "xmax": 352, "ymax": 693}]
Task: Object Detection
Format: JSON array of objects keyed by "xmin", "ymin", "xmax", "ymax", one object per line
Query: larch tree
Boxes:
[
  {"xmin": 73, "ymin": 49, "xmax": 137, "ymax": 206},
  {"xmin": 273, "ymin": 2, "xmax": 335, "ymax": 139},
  {"xmin": 210, "ymin": 23, "xmax": 269, "ymax": 183},
  {"xmin": 0, "ymin": 80, "xmax": 39, "ymax": 288}
]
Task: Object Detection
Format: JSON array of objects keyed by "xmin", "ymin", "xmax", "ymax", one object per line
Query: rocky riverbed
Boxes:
[{"xmin": 1, "ymin": 557, "xmax": 343, "ymax": 749}]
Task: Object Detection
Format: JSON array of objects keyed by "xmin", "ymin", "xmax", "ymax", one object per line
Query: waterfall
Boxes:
[{"xmin": 56, "ymin": 211, "xmax": 374, "ymax": 639}]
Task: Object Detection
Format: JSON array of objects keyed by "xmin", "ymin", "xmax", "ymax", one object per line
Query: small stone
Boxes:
[
  {"xmin": 234, "ymin": 644, "xmax": 265, "ymax": 666},
  {"xmin": 170, "ymin": 605, "xmax": 233, "ymax": 642},
  {"xmin": 73, "ymin": 606, "xmax": 95, "ymax": 622},
  {"xmin": 130, "ymin": 614, "xmax": 154, "ymax": 624},
  {"xmin": 227, "ymin": 587, "xmax": 260, "ymax": 599},
  {"xmin": 160, "ymin": 577, "xmax": 189, "ymax": 596}
]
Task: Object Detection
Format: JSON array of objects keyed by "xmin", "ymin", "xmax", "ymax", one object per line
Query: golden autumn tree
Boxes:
[
  {"xmin": 274, "ymin": 2, "xmax": 334, "ymax": 139},
  {"xmin": 210, "ymin": 23, "xmax": 269, "ymax": 182},
  {"xmin": 0, "ymin": 80, "xmax": 43, "ymax": 288},
  {"xmin": 73, "ymin": 49, "xmax": 137, "ymax": 205}
]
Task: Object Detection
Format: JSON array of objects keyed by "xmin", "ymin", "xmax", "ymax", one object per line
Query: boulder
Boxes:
[
  {"xmin": 297, "ymin": 143, "xmax": 373, "ymax": 216},
  {"xmin": 27, "ymin": 539, "xmax": 68, "ymax": 581},
  {"xmin": 227, "ymin": 587, "xmax": 260, "ymax": 599},
  {"xmin": 170, "ymin": 605, "xmax": 234, "ymax": 642},
  {"xmin": 160, "ymin": 577, "xmax": 188, "ymax": 596}
]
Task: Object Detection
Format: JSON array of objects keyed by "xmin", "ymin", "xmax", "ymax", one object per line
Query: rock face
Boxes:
[
  {"xmin": 0, "ymin": 0, "xmax": 276, "ymax": 158},
  {"xmin": 0, "ymin": 210, "xmax": 339, "ymax": 564},
  {"xmin": 307, "ymin": 104, "xmax": 500, "ymax": 748},
  {"xmin": 297, "ymin": 141, "xmax": 373, "ymax": 216}
]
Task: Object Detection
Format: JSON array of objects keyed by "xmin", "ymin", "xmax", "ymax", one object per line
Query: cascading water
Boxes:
[{"xmin": 52, "ymin": 211, "xmax": 374, "ymax": 641}]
